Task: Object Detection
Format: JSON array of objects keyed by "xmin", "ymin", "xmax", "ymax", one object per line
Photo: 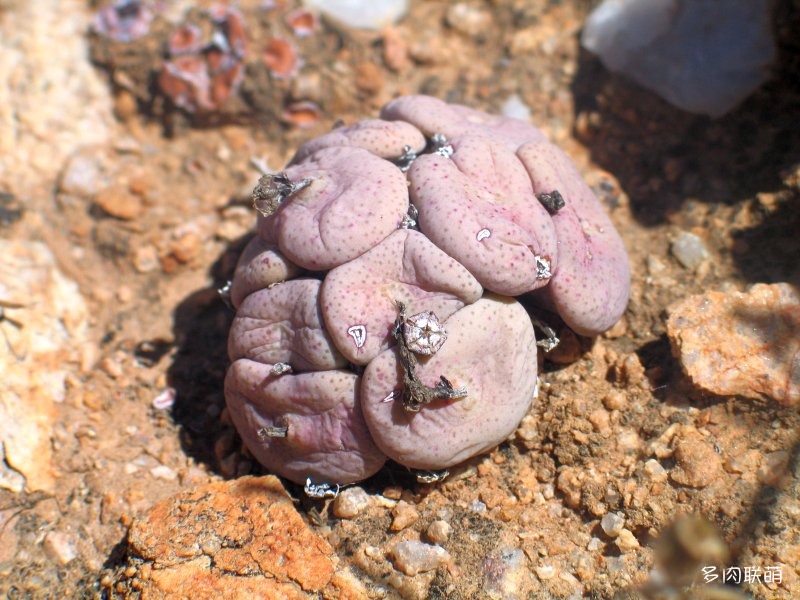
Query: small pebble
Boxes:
[
  {"xmin": 0, "ymin": 464, "xmax": 26, "ymax": 493},
  {"xmin": 150, "ymin": 465, "xmax": 178, "ymax": 481},
  {"xmin": 60, "ymin": 152, "xmax": 105, "ymax": 197},
  {"xmin": 757, "ymin": 450, "xmax": 790, "ymax": 486},
  {"xmin": 643, "ymin": 459, "xmax": 668, "ymax": 482},
  {"xmin": 541, "ymin": 483, "xmax": 555, "ymax": 500},
  {"xmin": 382, "ymin": 26, "xmax": 410, "ymax": 71},
  {"xmin": 602, "ymin": 391, "xmax": 627, "ymax": 411},
  {"xmin": 117, "ymin": 285, "xmax": 133, "ymax": 303},
  {"xmin": 446, "ymin": 3, "xmax": 491, "ymax": 37},
  {"xmin": 425, "ymin": 520, "xmax": 452, "ymax": 545},
  {"xmin": 483, "ymin": 548, "xmax": 526, "ymax": 596},
  {"xmin": 588, "ymin": 409, "xmax": 610, "ymax": 433},
  {"xmin": 374, "ymin": 495, "xmax": 398, "ymax": 508},
  {"xmin": 616, "ymin": 430, "xmax": 642, "ymax": 454},
  {"xmin": 470, "ymin": 499, "xmax": 488, "ymax": 513},
  {"xmin": 214, "ymin": 430, "xmax": 236, "ymax": 463},
  {"xmin": 606, "ymin": 556, "xmax": 625, "ymax": 574},
  {"xmin": 390, "ymin": 541, "xmax": 450, "ymax": 576},
  {"xmin": 501, "ymin": 94, "xmax": 531, "ymax": 121},
  {"xmin": 133, "ymin": 245, "xmax": 159, "ymax": 273},
  {"xmin": 587, "ymin": 537, "xmax": 603, "ymax": 551},
  {"xmin": 42, "ymin": 531, "xmax": 77, "ymax": 565},
  {"xmin": 152, "ymin": 388, "xmax": 176, "ymax": 410},
  {"xmin": 390, "ymin": 501, "xmax": 419, "ymax": 531},
  {"xmin": 535, "ymin": 565, "xmax": 556, "ymax": 580},
  {"xmin": 170, "ymin": 231, "xmax": 201, "ymax": 264},
  {"xmin": 557, "ymin": 468, "xmax": 583, "ymax": 508},
  {"xmin": 100, "ymin": 356, "xmax": 123, "ymax": 379},
  {"xmin": 573, "ymin": 552, "xmax": 594, "ymax": 581},
  {"xmin": 670, "ymin": 230, "xmax": 709, "ymax": 270},
  {"xmin": 382, "ymin": 486, "xmax": 402, "ymax": 500},
  {"xmin": 278, "ymin": 5, "xmax": 313, "ymax": 34},
  {"xmin": 355, "ymin": 62, "xmax": 384, "ymax": 95},
  {"xmin": 615, "ymin": 529, "xmax": 640, "ymax": 553},
  {"xmin": 646, "ymin": 254, "xmax": 668, "ymax": 276},
  {"xmin": 333, "ymin": 486, "xmax": 371, "ymax": 519},
  {"xmin": 600, "ymin": 512, "xmax": 625, "ymax": 537},
  {"xmin": 218, "ymin": 453, "xmax": 239, "ymax": 478}
]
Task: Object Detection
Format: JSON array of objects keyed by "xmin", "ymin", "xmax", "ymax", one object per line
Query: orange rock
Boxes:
[
  {"xmin": 126, "ymin": 476, "xmax": 367, "ymax": 598},
  {"xmin": 667, "ymin": 283, "xmax": 800, "ymax": 404},
  {"xmin": 669, "ymin": 427, "xmax": 722, "ymax": 489},
  {"xmin": 355, "ymin": 62, "xmax": 384, "ymax": 95},
  {"xmin": 94, "ymin": 184, "xmax": 144, "ymax": 220}
]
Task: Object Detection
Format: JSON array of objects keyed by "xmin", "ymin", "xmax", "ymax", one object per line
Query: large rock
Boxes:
[
  {"xmin": 0, "ymin": 240, "xmax": 89, "ymax": 493},
  {"xmin": 124, "ymin": 476, "xmax": 367, "ymax": 598},
  {"xmin": 0, "ymin": 0, "xmax": 113, "ymax": 195},
  {"xmin": 667, "ymin": 283, "xmax": 800, "ymax": 404}
]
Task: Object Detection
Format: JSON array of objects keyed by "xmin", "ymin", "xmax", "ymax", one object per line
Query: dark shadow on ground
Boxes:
[
  {"xmin": 166, "ymin": 234, "xmax": 246, "ymax": 473},
  {"xmin": 731, "ymin": 190, "xmax": 800, "ymax": 287},
  {"xmin": 570, "ymin": 1, "xmax": 800, "ymax": 228}
]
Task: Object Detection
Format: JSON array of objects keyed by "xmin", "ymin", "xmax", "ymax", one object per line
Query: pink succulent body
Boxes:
[{"xmin": 225, "ymin": 95, "xmax": 630, "ymax": 485}]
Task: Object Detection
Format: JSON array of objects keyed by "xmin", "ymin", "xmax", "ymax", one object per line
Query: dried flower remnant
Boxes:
[
  {"xmin": 395, "ymin": 145, "xmax": 418, "ymax": 171},
  {"xmin": 92, "ymin": 0, "xmax": 154, "ymax": 43},
  {"xmin": 304, "ymin": 478, "xmax": 340, "ymax": 499},
  {"xmin": 537, "ymin": 190, "xmax": 565, "ymax": 214},
  {"xmin": 258, "ymin": 425, "xmax": 289, "ymax": 439},
  {"xmin": 416, "ymin": 470, "xmax": 450, "ymax": 484},
  {"xmin": 251, "ymin": 172, "xmax": 312, "ymax": 217},
  {"xmin": 271, "ymin": 362, "xmax": 293, "ymax": 375},
  {"xmin": 402, "ymin": 309, "xmax": 447, "ymax": 356},
  {"xmin": 535, "ymin": 256, "xmax": 552, "ymax": 280},
  {"xmin": 392, "ymin": 302, "xmax": 468, "ymax": 412}
]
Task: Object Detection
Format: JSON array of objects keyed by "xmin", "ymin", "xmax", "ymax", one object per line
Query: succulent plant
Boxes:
[{"xmin": 225, "ymin": 95, "xmax": 630, "ymax": 486}]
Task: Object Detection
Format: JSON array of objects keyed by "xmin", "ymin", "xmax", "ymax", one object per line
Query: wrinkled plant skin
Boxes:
[{"xmin": 225, "ymin": 95, "xmax": 630, "ymax": 485}]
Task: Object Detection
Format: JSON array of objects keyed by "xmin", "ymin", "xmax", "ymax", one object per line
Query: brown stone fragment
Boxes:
[
  {"xmin": 125, "ymin": 476, "xmax": 366, "ymax": 598},
  {"xmin": 94, "ymin": 184, "xmax": 144, "ymax": 220},
  {"xmin": 354, "ymin": 62, "xmax": 384, "ymax": 95},
  {"xmin": 169, "ymin": 231, "xmax": 202, "ymax": 264},
  {"xmin": 381, "ymin": 26, "xmax": 410, "ymax": 72},
  {"xmin": 390, "ymin": 500, "xmax": 420, "ymax": 532},
  {"xmin": 669, "ymin": 428, "xmax": 722, "ymax": 489},
  {"xmin": 667, "ymin": 283, "xmax": 800, "ymax": 404}
]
